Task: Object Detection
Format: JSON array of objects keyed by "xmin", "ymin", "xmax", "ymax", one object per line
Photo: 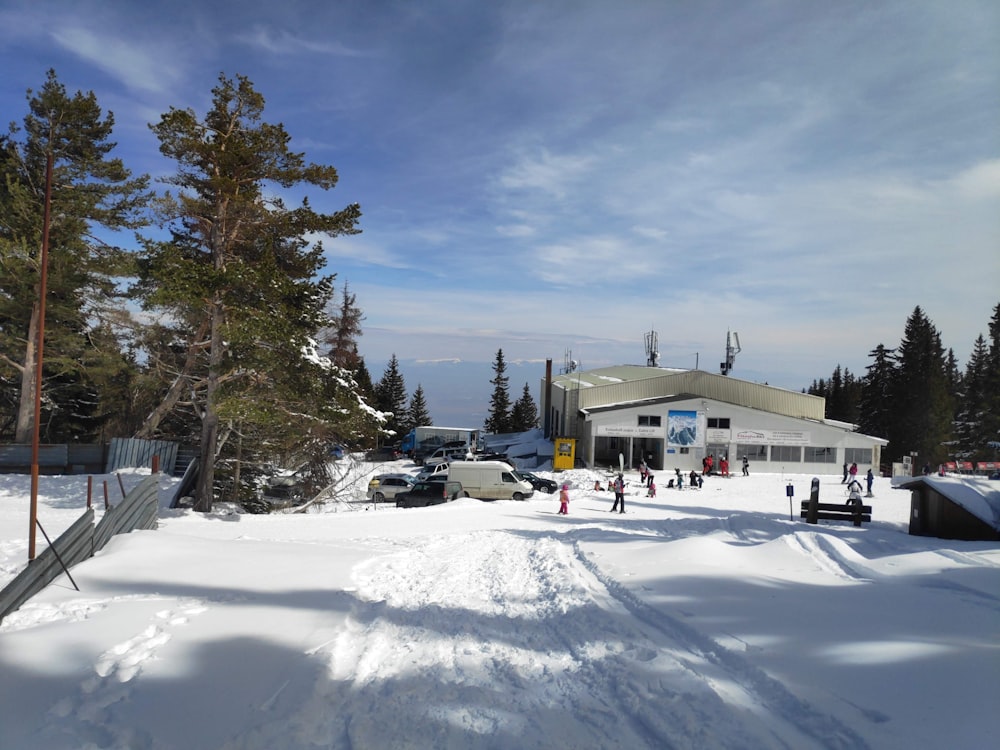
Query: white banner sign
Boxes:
[
  {"xmin": 734, "ymin": 429, "xmax": 811, "ymax": 445},
  {"xmin": 596, "ymin": 424, "xmax": 663, "ymax": 438}
]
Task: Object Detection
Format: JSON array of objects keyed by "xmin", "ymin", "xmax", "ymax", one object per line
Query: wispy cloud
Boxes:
[
  {"xmin": 235, "ymin": 27, "xmax": 371, "ymax": 58},
  {"xmin": 49, "ymin": 25, "xmax": 184, "ymax": 95}
]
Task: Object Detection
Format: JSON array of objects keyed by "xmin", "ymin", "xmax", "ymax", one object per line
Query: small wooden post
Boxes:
[
  {"xmin": 806, "ymin": 477, "xmax": 820, "ymax": 524},
  {"xmin": 86, "ymin": 475, "xmax": 93, "ymax": 509},
  {"xmin": 152, "ymin": 454, "xmax": 160, "ymax": 474}
]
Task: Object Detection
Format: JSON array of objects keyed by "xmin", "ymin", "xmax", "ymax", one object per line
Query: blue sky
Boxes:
[{"xmin": 2, "ymin": 0, "xmax": 998, "ymax": 427}]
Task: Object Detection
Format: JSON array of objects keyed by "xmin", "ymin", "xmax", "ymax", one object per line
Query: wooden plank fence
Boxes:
[{"xmin": 0, "ymin": 474, "xmax": 161, "ymax": 624}]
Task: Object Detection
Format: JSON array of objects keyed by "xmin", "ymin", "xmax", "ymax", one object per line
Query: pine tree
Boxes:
[
  {"xmin": 0, "ymin": 69, "xmax": 150, "ymax": 442},
  {"xmin": 405, "ymin": 385, "xmax": 432, "ymax": 432},
  {"xmin": 858, "ymin": 344, "xmax": 897, "ymax": 444},
  {"xmin": 510, "ymin": 382, "xmax": 538, "ymax": 432},
  {"xmin": 353, "ymin": 355, "xmax": 375, "ymax": 404},
  {"xmin": 138, "ymin": 73, "xmax": 363, "ymax": 511},
  {"xmin": 484, "ymin": 349, "xmax": 512, "ymax": 434},
  {"xmin": 889, "ymin": 307, "xmax": 953, "ymax": 467},
  {"xmin": 982, "ymin": 302, "xmax": 1000, "ymax": 459},
  {"xmin": 954, "ymin": 335, "xmax": 989, "ymax": 459},
  {"xmin": 325, "ymin": 283, "xmax": 364, "ymax": 370},
  {"xmin": 374, "ymin": 354, "xmax": 408, "ymax": 440}
]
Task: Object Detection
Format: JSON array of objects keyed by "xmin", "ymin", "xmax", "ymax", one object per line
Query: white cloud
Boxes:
[{"xmin": 50, "ymin": 26, "xmax": 182, "ymax": 94}]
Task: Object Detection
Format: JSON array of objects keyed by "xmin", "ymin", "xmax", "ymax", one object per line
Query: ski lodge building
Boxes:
[{"xmin": 542, "ymin": 365, "xmax": 888, "ymax": 475}]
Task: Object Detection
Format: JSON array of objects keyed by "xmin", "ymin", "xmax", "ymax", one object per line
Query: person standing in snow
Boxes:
[
  {"xmin": 638, "ymin": 459, "xmax": 647, "ymax": 484},
  {"xmin": 842, "ymin": 462, "xmax": 849, "ymax": 483},
  {"xmin": 865, "ymin": 468, "xmax": 875, "ymax": 496},
  {"xmin": 742, "ymin": 456, "xmax": 749, "ymax": 476},
  {"xmin": 611, "ymin": 473, "xmax": 625, "ymax": 513},
  {"xmin": 558, "ymin": 484, "xmax": 570, "ymax": 515},
  {"xmin": 720, "ymin": 456, "xmax": 729, "ymax": 477},
  {"xmin": 849, "ymin": 462, "xmax": 858, "ymax": 483}
]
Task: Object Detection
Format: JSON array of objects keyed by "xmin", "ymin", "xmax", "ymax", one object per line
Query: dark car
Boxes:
[
  {"xmin": 520, "ymin": 471, "xmax": 558, "ymax": 493},
  {"xmin": 396, "ymin": 479, "xmax": 463, "ymax": 508}
]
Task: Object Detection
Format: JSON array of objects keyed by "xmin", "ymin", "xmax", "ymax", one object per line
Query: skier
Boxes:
[
  {"xmin": 611, "ymin": 473, "xmax": 625, "ymax": 513},
  {"xmin": 865, "ymin": 469, "xmax": 875, "ymax": 497},
  {"xmin": 742, "ymin": 456, "xmax": 749, "ymax": 476},
  {"xmin": 720, "ymin": 456, "xmax": 729, "ymax": 478},
  {"xmin": 558, "ymin": 484, "xmax": 570, "ymax": 515}
]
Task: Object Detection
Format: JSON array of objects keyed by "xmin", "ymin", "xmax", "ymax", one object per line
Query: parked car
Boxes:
[
  {"xmin": 520, "ymin": 471, "xmax": 558, "ymax": 493},
  {"xmin": 422, "ymin": 445, "xmax": 470, "ymax": 466},
  {"xmin": 415, "ymin": 462, "xmax": 450, "ymax": 481},
  {"xmin": 366, "ymin": 473, "xmax": 416, "ymax": 503},
  {"xmin": 396, "ymin": 479, "xmax": 463, "ymax": 508},
  {"xmin": 473, "ymin": 451, "xmax": 509, "ymax": 463}
]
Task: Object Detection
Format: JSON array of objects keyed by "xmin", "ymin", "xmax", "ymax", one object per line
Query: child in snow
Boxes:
[
  {"xmin": 646, "ymin": 480, "xmax": 656, "ymax": 498},
  {"xmin": 558, "ymin": 484, "xmax": 570, "ymax": 514}
]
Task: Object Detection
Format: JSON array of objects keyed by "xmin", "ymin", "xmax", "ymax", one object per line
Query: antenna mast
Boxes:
[
  {"xmin": 562, "ymin": 349, "xmax": 578, "ymax": 374},
  {"xmin": 644, "ymin": 330, "xmax": 659, "ymax": 367},
  {"xmin": 720, "ymin": 330, "xmax": 741, "ymax": 376}
]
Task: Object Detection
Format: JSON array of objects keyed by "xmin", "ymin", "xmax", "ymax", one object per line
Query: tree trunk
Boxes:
[
  {"xmin": 193, "ymin": 301, "xmax": 224, "ymax": 512},
  {"xmin": 135, "ymin": 318, "xmax": 210, "ymax": 439},
  {"xmin": 14, "ymin": 301, "xmax": 40, "ymax": 444}
]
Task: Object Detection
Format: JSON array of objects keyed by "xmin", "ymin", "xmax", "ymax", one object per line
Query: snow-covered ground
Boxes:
[{"xmin": 1, "ymin": 460, "xmax": 998, "ymax": 750}]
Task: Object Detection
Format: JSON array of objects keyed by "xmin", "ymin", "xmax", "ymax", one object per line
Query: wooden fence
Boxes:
[{"xmin": 0, "ymin": 474, "xmax": 161, "ymax": 624}]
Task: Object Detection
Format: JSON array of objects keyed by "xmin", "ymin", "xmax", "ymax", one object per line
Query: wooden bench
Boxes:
[{"xmin": 800, "ymin": 499, "xmax": 872, "ymax": 527}]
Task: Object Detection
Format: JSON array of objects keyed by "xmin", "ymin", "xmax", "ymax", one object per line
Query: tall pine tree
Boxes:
[
  {"xmin": 510, "ymin": 382, "xmax": 538, "ymax": 432},
  {"xmin": 404, "ymin": 385, "xmax": 432, "ymax": 433},
  {"xmin": 138, "ymin": 74, "xmax": 363, "ymax": 511},
  {"xmin": 374, "ymin": 354, "xmax": 408, "ymax": 440},
  {"xmin": 857, "ymin": 344, "xmax": 897, "ymax": 444},
  {"xmin": 484, "ymin": 349, "xmax": 512, "ymax": 434},
  {"xmin": 0, "ymin": 69, "xmax": 150, "ymax": 442},
  {"xmin": 888, "ymin": 307, "xmax": 953, "ymax": 466}
]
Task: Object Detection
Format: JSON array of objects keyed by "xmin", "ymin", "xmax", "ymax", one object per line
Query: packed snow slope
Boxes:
[{"xmin": 1, "ymin": 462, "xmax": 998, "ymax": 750}]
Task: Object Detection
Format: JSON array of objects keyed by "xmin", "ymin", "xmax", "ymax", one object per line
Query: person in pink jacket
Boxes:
[{"xmin": 558, "ymin": 484, "xmax": 570, "ymax": 515}]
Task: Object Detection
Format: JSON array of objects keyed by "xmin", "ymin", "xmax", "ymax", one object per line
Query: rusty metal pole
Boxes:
[{"xmin": 28, "ymin": 150, "xmax": 54, "ymax": 561}]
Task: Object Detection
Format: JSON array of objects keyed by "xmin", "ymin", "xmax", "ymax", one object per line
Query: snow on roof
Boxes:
[{"xmin": 896, "ymin": 475, "xmax": 1000, "ymax": 531}]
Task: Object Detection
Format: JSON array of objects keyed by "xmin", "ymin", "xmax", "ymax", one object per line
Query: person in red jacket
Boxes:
[{"xmin": 720, "ymin": 456, "xmax": 729, "ymax": 477}]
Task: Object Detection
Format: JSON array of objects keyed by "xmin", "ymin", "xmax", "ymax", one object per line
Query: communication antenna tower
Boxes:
[
  {"xmin": 720, "ymin": 330, "xmax": 741, "ymax": 376},
  {"xmin": 562, "ymin": 349, "xmax": 578, "ymax": 374},
  {"xmin": 644, "ymin": 330, "xmax": 659, "ymax": 367}
]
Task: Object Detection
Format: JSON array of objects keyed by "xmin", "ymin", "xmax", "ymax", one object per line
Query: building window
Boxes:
[
  {"xmin": 844, "ymin": 447, "xmax": 872, "ymax": 465},
  {"xmin": 708, "ymin": 418, "xmax": 730, "ymax": 429},
  {"xmin": 638, "ymin": 415, "xmax": 661, "ymax": 427},
  {"xmin": 771, "ymin": 445, "xmax": 802, "ymax": 462},
  {"xmin": 804, "ymin": 446, "xmax": 837, "ymax": 464},
  {"xmin": 736, "ymin": 444, "xmax": 767, "ymax": 461}
]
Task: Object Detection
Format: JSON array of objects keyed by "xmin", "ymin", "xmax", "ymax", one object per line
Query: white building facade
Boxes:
[{"xmin": 543, "ymin": 366, "xmax": 887, "ymax": 476}]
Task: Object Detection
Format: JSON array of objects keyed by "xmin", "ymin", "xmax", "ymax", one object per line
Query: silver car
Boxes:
[{"xmin": 366, "ymin": 473, "xmax": 416, "ymax": 503}]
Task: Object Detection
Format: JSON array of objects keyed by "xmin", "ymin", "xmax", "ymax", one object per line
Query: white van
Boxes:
[{"xmin": 447, "ymin": 460, "xmax": 534, "ymax": 501}]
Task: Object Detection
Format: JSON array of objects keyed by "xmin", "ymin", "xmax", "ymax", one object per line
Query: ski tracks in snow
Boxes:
[{"xmin": 273, "ymin": 531, "xmax": 867, "ymax": 750}]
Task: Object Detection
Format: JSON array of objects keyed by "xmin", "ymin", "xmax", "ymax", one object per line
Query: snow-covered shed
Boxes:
[
  {"xmin": 541, "ymin": 365, "xmax": 887, "ymax": 475},
  {"xmin": 897, "ymin": 475, "xmax": 1000, "ymax": 541}
]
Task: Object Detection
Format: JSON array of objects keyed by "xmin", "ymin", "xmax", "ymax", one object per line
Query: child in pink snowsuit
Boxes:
[{"xmin": 558, "ymin": 484, "xmax": 570, "ymax": 515}]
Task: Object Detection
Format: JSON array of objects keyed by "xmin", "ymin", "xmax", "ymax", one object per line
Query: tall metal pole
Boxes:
[{"xmin": 28, "ymin": 150, "xmax": 54, "ymax": 561}]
